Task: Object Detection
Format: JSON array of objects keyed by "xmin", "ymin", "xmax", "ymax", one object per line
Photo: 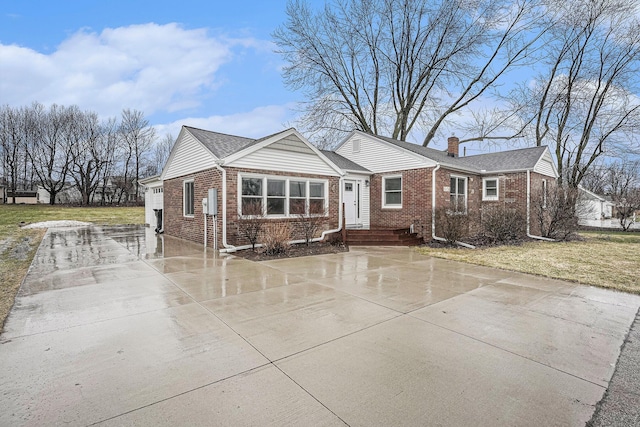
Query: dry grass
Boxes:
[
  {"xmin": 417, "ymin": 231, "xmax": 640, "ymax": 294},
  {"xmin": 0, "ymin": 205, "xmax": 144, "ymax": 330}
]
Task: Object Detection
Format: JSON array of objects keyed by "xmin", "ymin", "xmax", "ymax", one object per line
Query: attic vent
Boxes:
[{"xmin": 353, "ymin": 139, "xmax": 361, "ymax": 153}]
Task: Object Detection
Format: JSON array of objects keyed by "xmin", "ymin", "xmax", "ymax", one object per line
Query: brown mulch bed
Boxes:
[{"xmin": 234, "ymin": 242, "xmax": 348, "ymax": 261}]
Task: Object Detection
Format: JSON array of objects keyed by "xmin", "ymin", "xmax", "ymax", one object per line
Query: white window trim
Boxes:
[
  {"xmin": 238, "ymin": 173, "xmax": 329, "ymax": 218},
  {"xmin": 183, "ymin": 179, "xmax": 194, "ymax": 217},
  {"xmin": 542, "ymin": 179, "xmax": 548, "ymax": 209},
  {"xmin": 482, "ymin": 177, "xmax": 499, "ymax": 201},
  {"xmin": 450, "ymin": 175, "xmax": 468, "ymax": 213},
  {"xmin": 382, "ymin": 175, "xmax": 402, "ymax": 209}
]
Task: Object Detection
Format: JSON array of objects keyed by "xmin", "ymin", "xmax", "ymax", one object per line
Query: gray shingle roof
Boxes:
[
  {"xmin": 375, "ymin": 134, "xmax": 547, "ymax": 173},
  {"xmin": 321, "ymin": 150, "xmax": 370, "ymax": 173},
  {"xmin": 185, "ymin": 126, "xmax": 255, "ymax": 158}
]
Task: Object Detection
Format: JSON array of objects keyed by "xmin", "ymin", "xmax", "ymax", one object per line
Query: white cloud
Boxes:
[
  {"xmin": 153, "ymin": 103, "xmax": 297, "ymax": 140},
  {"xmin": 0, "ymin": 23, "xmax": 256, "ymax": 117}
]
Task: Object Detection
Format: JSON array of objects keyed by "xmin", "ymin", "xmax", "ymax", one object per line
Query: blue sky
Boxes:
[{"xmin": 0, "ymin": 0, "xmax": 327, "ymax": 140}]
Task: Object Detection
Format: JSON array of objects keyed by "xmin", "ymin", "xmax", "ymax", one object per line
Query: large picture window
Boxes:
[
  {"xmin": 183, "ymin": 180, "xmax": 194, "ymax": 216},
  {"xmin": 383, "ymin": 176, "xmax": 402, "ymax": 208},
  {"xmin": 450, "ymin": 176, "xmax": 467, "ymax": 212},
  {"xmin": 240, "ymin": 175, "xmax": 327, "ymax": 217}
]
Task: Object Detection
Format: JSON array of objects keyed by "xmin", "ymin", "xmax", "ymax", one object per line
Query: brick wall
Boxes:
[
  {"xmin": 164, "ymin": 166, "xmax": 340, "ymax": 249},
  {"xmin": 369, "ymin": 168, "xmax": 433, "ymax": 238}
]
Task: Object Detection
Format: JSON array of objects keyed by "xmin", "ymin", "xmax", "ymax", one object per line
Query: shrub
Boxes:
[
  {"xmin": 435, "ymin": 208, "xmax": 469, "ymax": 245},
  {"xmin": 481, "ymin": 205, "xmax": 526, "ymax": 244},
  {"xmin": 532, "ymin": 186, "xmax": 579, "ymax": 241},
  {"xmin": 237, "ymin": 201, "xmax": 264, "ymax": 251},
  {"xmin": 262, "ymin": 223, "xmax": 291, "ymax": 256},
  {"xmin": 297, "ymin": 207, "xmax": 327, "ymax": 245}
]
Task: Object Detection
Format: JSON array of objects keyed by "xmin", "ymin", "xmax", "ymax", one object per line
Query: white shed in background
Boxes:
[{"xmin": 139, "ymin": 175, "xmax": 163, "ymax": 231}]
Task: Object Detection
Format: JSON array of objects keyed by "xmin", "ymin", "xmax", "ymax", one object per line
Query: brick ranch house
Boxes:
[{"xmin": 142, "ymin": 126, "xmax": 558, "ymax": 251}]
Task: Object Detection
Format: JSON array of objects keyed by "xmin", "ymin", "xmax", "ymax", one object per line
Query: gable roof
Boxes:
[
  {"xmin": 358, "ymin": 132, "xmax": 550, "ymax": 174},
  {"xmin": 184, "ymin": 126, "xmax": 254, "ymax": 158},
  {"xmin": 321, "ymin": 150, "xmax": 370, "ymax": 173}
]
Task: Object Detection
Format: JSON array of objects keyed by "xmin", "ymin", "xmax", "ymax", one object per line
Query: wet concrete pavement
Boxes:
[{"xmin": 1, "ymin": 225, "xmax": 639, "ymax": 426}]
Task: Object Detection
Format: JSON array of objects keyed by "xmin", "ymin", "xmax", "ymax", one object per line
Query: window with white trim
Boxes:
[
  {"xmin": 309, "ymin": 182, "xmax": 325, "ymax": 214},
  {"xmin": 267, "ymin": 179, "xmax": 286, "ymax": 215},
  {"xmin": 542, "ymin": 179, "xmax": 548, "ymax": 209},
  {"xmin": 450, "ymin": 176, "xmax": 467, "ymax": 212},
  {"xmin": 289, "ymin": 181, "xmax": 306, "ymax": 215},
  {"xmin": 183, "ymin": 180, "xmax": 194, "ymax": 216},
  {"xmin": 482, "ymin": 178, "xmax": 499, "ymax": 201},
  {"xmin": 239, "ymin": 175, "xmax": 327, "ymax": 217},
  {"xmin": 382, "ymin": 176, "xmax": 402, "ymax": 208}
]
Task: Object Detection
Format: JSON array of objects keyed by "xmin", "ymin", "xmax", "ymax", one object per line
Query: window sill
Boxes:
[{"xmin": 382, "ymin": 205, "xmax": 402, "ymax": 210}]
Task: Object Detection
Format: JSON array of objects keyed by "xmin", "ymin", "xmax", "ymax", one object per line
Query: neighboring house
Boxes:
[
  {"xmin": 577, "ymin": 187, "xmax": 614, "ymax": 221},
  {"xmin": 146, "ymin": 126, "xmax": 559, "ymax": 250},
  {"xmin": 3, "ymin": 186, "xmax": 50, "ymax": 204}
]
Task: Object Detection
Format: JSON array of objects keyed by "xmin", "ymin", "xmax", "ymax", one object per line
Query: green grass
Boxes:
[
  {"xmin": 0, "ymin": 205, "xmax": 144, "ymax": 331},
  {"xmin": 416, "ymin": 231, "xmax": 640, "ymax": 294}
]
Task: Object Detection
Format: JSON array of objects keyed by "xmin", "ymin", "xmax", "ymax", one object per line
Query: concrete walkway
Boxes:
[{"xmin": 1, "ymin": 225, "xmax": 638, "ymax": 426}]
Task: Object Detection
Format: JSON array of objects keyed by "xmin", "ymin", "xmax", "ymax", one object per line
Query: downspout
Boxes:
[
  {"xmin": 213, "ymin": 162, "xmax": 238, "ymax": 252},
  {"xmin": 526, "ymin": 170, "xmax": 555, "ymax": 242},
  {"xmin": 431, "ymin": 164, "xmax": 475, "ymax": 249}
]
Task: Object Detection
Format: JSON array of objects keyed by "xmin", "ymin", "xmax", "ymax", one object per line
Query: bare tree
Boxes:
[
  {"xmin": 119, "ymin": 109, "xmax": 156, "ymax": 202},
  {"xmin": 0, "ymin": 105, "xmax": 25, "ymax": 204},
  {"xmin": 606, "ymin": 160, "xmax": 640, "ymax": 231},
  {"xmin": 25, "ymin": 103, "xmax": 74, "ymax": 205},
  {"xmin": 274, "ymin": 0, "xmax": 546, "ymax": 147},
  {"xmin": 149, "ymin": 132, "xmax": 173, "ymax": 176},
  {"xmin": 510, "ymin": 0, "xmax": 640, "ymax": 187},
  {"xmin": 68, "ymin": 109, "xmax": 112, "ymax": 205}
]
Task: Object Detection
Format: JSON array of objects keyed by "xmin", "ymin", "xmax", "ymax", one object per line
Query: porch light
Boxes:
[{"xmin": 365, "ymin": 180, "xmax": 370, "ymax": 187}]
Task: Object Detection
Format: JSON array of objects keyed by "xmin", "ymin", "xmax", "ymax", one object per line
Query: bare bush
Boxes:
[
  {"xmin": 237, "ymin": 201, "xmax": 265, "ymax": 251},
  {"xmin": 436, "ymin": 208, "xmax": 469, "ymax": 245},
  {"xmin": 297, "ymin": 207, "xmax": 327, "ymax": 246},
  {"xmin": 532, "ymin": 186, "xmax": 580, "ymax": 241},
  {"xmin": 262, "ymin": 223, "xmax": 291, "ymax": 256},
  {"xmin": 481, "ymin": 205, "xmax": 526, "ymax": 244}
]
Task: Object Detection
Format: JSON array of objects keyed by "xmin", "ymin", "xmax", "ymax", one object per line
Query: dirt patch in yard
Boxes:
[{"xmin": 234, "ymin": 242, "xmax": 348, "ymax": 261}]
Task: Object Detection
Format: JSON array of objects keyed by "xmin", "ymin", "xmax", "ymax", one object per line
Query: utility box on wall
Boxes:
[{"xmin": 207, "ymin": 188, "xmax": 218, "ymax": 216}]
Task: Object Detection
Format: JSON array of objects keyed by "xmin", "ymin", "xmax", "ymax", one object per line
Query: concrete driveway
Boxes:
[{"xmin": 1, "ymin": 225, "xmax": 638, "ymax": 426}]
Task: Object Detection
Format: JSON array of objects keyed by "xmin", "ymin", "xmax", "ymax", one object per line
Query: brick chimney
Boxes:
[{"xmin": 447, "ymin": 136, "xmax": 459, "ymax": 157}]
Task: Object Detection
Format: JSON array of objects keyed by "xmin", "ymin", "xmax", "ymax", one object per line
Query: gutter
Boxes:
[
  {"xmin": 526, "ymin": 169, "xmax": 555, "ymax": 242},
  {"xmin": 431, "ymin": 164, "xmax": 475, "ymax": 249}
]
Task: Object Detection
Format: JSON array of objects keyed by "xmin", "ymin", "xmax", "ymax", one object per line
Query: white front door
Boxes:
[{"xmin": 344, "ymin": 180, "xmax": 357, "ymax": 225}]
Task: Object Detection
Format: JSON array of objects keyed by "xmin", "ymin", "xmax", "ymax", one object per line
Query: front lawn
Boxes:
[
  {"xmin": 416, "ymin": 231, "xmax": 640, "ymax": 294},
  {"xmin": 0, "ymin": 205, "xmax": 144, "ymax": 331}
]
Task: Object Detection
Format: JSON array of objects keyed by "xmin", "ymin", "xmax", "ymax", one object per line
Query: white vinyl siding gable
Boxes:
[
  {"xmin": 336, "ymin": 134, "xmax": 435, "ymax": 173},
  {"xmin": 533, "ymin": 150, "xmax": 558, "ymax": 178},
  {"xmin": 164, "ymin": 131, "xmax": 218, "ymax": 180},
  {"xmin": 228, "ymin": 135, "xmax": 340, "ymax": 176}
]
